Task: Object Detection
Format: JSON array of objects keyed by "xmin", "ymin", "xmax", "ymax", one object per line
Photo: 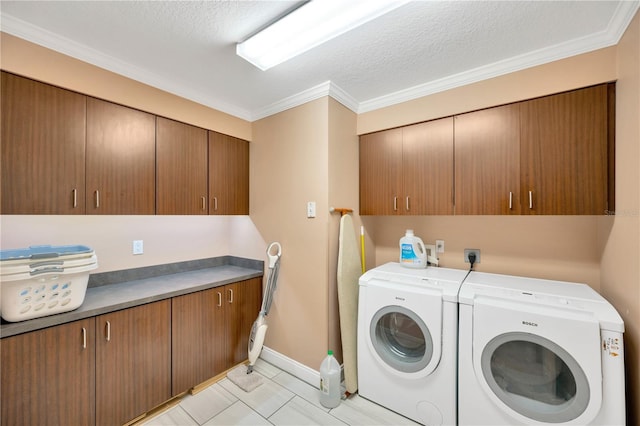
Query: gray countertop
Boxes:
[{"xmin": 1, "ymin": 257, "xmax": 263, "ymax": 338}]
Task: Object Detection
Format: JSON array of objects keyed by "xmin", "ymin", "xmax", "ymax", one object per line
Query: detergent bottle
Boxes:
[{"xmin": 399, "ymin": 229, "xmax": 427, "ymax": 268}]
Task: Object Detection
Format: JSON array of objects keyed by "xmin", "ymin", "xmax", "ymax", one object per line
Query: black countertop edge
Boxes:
[{"xmin": 1, "ymin": 257, "xmax": 264, "ymax": 338}]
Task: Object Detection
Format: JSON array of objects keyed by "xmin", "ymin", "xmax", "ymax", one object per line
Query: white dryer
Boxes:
[
  {"xmin": 357, "ymin": 262, "xmax": 468, "ymax": 426},
  {"xmin": 458, "ymin": 272, "xmax": 625, "ymax": 425}
]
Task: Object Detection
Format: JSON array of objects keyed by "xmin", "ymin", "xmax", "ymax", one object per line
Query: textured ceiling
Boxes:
[{"xmin": 1, "ymin": 1, "xmax": 638, "ymax": 121}]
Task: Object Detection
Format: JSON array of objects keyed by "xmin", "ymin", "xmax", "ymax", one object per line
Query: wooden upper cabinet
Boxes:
[
  {"xmin": 86, "ymin": 98, "xmax": 156, "ymax": 214},
  {"xmin": 1, "ymin": 72, "xmax": 86, "ymax": 214},
  {"xmin": 403, "ymin": 118, "xmax": 454, "ymax": 215},
  {"xmin": 520, "ymin": 84, "xmax": 611, "ymax": 215},
  {"xmin": 455, "ymin": 104, "xmax": 521, "ymax": 215},
  {"xmin": 157, "ymin": 117, "xmax": 209, "ymax": 214},
  {"xmin": 209, "ymin": 131, "xmax": 250, "ymax": 215},
  {"xmin": 360, "ymin": 128, "xmax": 403, "ymax": 215},
  {"xmin": 360, "ymin": 119, "xmax": 454, "ymax": 215}
]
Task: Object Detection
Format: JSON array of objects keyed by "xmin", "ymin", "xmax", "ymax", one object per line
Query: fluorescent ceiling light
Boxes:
[{"xmin": 236, "ymin": 0, "xmax": 409, "ymax": 71}]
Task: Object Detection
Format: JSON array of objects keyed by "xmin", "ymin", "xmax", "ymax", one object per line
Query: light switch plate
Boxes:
[{"xmin": 307, "ymin": 201, "xmax": 316, "ymax": 218}]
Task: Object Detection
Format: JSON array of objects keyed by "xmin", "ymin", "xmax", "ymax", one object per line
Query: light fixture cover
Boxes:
[{"xmin": 236, "ymin": 0, "xmax": 409, "ymax": 71}]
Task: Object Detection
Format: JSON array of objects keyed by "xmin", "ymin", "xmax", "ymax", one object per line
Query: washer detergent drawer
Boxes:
[{"xmin": 471, "ymin": 296, "xmax": 602, "ymax": 425}]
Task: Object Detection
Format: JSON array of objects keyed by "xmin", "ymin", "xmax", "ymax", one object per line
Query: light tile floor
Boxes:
[{"xmin": 140, "ymin": 358, "xmax": 420, "ymax": 426}]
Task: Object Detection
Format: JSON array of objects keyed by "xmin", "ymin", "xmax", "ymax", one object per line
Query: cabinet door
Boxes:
[
  {"xmin": 520, "ymin": 85, "xmax": 609, "ymax": 215},
  {"xmin": 1, "ymin": 72, "xmax": 86, "ymax": 214},
  {"xmin": 226, "ymin": 278, "xmax": 263, "ymax": 368},
  {"xmin": 157, "ymin": 117, "xmax": 209, "ymax": 215},
  {"xmin": 402, "ymin": 118, "xmax": 454, "ymax": 215},
  {"xmin": 172, "ymin": 288, "xmax": 220, "ymax": 395},
  {"xmin": 96, "ymin": 301, "xmax": 171, "ymax": 426},
  {"xmin": 1, "ymin": 318, "xmax": 96, "ymax": 426},
  {"xmin": 360, "ymin": 128, "xmax": 403, "ymax": 215},
  {"xmin": 455, "ymin": 104, "xmax": 521, "ymax": 215},
  {"xmin": 86, "ymin": 98, "xmax": 156, "ymax": 214},
  {"xmin": 209, "ymin": 132, "xmax": 250, "ymax": 215}
]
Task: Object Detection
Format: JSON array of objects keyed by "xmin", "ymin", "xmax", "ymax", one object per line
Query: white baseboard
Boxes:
[{"xmin": 259, "ymin": 346, "xmax": 321, "ymax": 388}]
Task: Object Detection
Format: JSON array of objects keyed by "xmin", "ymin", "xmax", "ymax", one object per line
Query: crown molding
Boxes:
[
  {"xmin": 358, "ymin": 1, "xmax": 639, "ymax": 113},
  {"xmin": 0, "ymin": 13, "xmax": 253, "ymax": 121},
  {"xmin": 2, "ymin": 1, "xmax": 638, "ymax": 121},
  {"xmin": 250, "ymin": 80, "xmax": 359, "ymax": 121}
]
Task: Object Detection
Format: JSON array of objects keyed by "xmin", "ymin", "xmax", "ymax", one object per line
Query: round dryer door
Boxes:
[
  {"xmin": 481, "ymin": 332, "xmax": 590, "ymax": 423},
  {"xmin": 369, "ymin": 305, "xmax": 433, "ymax": 373}
]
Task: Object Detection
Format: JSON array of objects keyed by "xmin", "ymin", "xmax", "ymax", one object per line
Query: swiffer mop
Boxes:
[{"xmin": 227, "ymin": 242, "xmax": 282, "ymax": 392}]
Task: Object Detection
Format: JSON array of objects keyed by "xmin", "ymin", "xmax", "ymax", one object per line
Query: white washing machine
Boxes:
[
  {"xmin": 458, "ymin": 271, "xmax": 625, "ymax": 425},
  {"xmin": 357, "ymin": 262, "xmax": 468, "ymax": 426}
]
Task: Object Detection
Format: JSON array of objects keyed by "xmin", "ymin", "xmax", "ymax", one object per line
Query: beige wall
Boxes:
[
  {"xmin": 367, "ymin": 216, "xmax": 601, "ymax": 287},
  {"xmin": 250, "ymin": 98, "xmax": 331, "ymax": 369},
  {"xmin": 0, "ymin": 215, "xmax": 252, "ymax": 272},
  {"xmin": 600, "ymin": 11, "xmax": 640, "ymax": 425}
]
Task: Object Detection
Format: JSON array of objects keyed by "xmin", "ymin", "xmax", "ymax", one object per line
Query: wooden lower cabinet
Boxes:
[
  {"xmin": 96, "ymin": 300, "xmax": 171, "ymax": 426},
  {"xmin": 171, "ymin": 287, "xmax": 222, "ymax": 395},
  {"xmin": 226, "ymin": 278, "xmax": 263, "ymax": 368},
  {"xmin": 1, "ymin": 279, "xmax": 259, "ymax": 425},
  {"xmin": 1, "ymin": 318, "xmax": 96, "ymax": 426},
  {"xmin": 171, "ymin": 278, "xmax": 263, "ymax": 395}
]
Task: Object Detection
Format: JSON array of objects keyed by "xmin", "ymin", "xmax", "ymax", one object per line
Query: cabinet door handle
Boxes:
[
  {"xmin": 82, "ymin": 327, "xmax": 87, "ymax": 349},
  {"xmin": 406, "ymin": 196, "xmax": 410, "ymax": 211},
  {"xmin": 217, "ymin": 291, "xmax": 222, "ymax": 307},
  {"xmin": 393, "ymin": 196, "xmax": 398, "ymax": 211},
  {"xmin": 73, "ymin": 189, "xmax": 78, "ymax": 208},
  {"xmin": 95, "ymin": 190, "xmax": 100, "ymax": 208},
  {"xmin": 201, "ymin": 196, "xmax": 206, "ymax": 211},
  {"xmin": 105, "ymin": 320, "xmax": 111, "ymax": 342},
  {"xmin": 213, "ymin": 197, "xmax": 218, "ymax": 211},
  {"xmin": 509, "ymin": 192, "xmax": 513, "ymax": 210},
  {"xmin": 529, "ymin": 190, "xmax": 533, "ymax": 209},
  {"xmin": 227, "ymin": 288, "xmax": 233, "ymax": 304}
]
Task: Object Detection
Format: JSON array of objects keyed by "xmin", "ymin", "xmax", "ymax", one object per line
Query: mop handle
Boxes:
[
  {"xmin": 267, "ymin": 242, "xmax": 281, "ymax": 268},
  {"xmin": 262, "ymin": 242, "xmax": 282, "ymax": 315}
]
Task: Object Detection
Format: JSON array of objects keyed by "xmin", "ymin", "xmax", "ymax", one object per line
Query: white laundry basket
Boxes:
[{"xmin": 0, "ymin": 245, "xmax": 98, "ymax": 322}]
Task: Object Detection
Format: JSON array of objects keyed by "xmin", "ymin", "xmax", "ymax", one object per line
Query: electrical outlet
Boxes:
[
  {"xmin": 436, "ymin": 239, "xmax": 445, "ymax": 253},
  {"xmin": 133, "ymin": 240, "xmax": 144, "ymax": 255},
  {"xmin": 464, "ymin": 248, "xmax": 480, "ymax": 264}
]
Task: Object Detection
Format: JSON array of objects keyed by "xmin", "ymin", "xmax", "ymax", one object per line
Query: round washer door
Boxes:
[
  {"xmin": 369, "ymin": 305, "xmax": 434, "ymax": 373},
  {"xmin": 481, "ymin": 332, "xmax": 590, "ymax": 423}
]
